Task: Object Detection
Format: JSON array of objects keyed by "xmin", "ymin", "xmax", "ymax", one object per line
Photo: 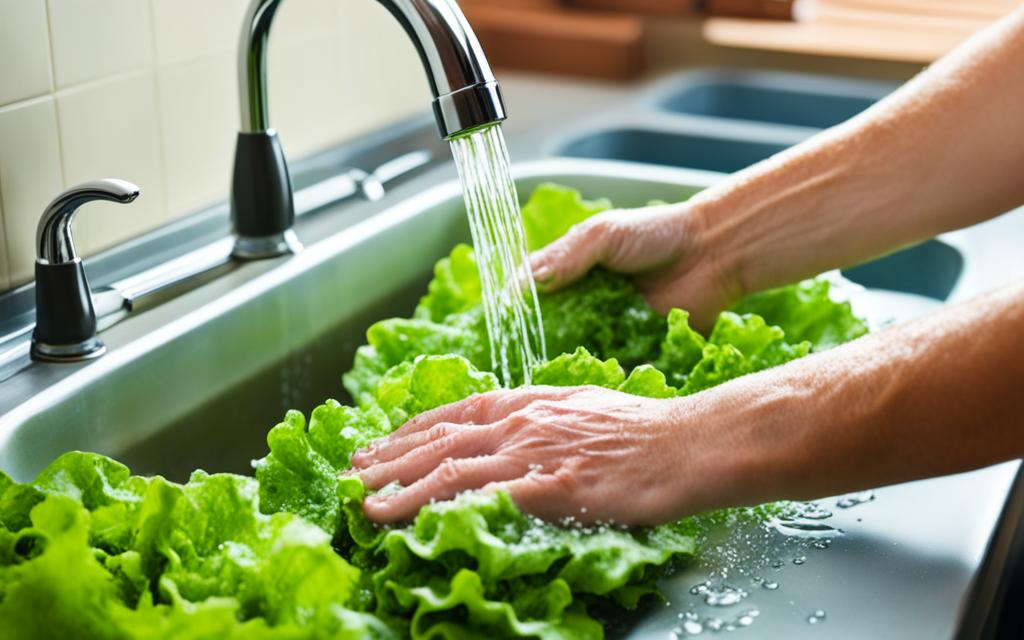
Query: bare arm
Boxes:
[
  {"xmin": 529, "ymin": 7, "xmax": 1024, "ymax": 328},
  {"xmin": 350, "ymin": 10, "xmax": 1024, "ymax": 525},
  {"xmin": 352, "ymin": 282, "xmax": 1024, "ymax": 525}
]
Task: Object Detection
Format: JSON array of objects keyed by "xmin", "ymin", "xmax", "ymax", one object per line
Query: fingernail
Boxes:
[{"xmin": 533, "ymin": 265, "xmax": 552, "ymax": 283}]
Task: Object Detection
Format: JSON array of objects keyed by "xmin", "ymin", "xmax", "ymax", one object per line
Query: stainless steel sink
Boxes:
[
  {"xmin": 655, "ymin": 69, "xmax": 895, "ymax": 130},
  {"xmin": 1, "ymin": 154, "xmax": 1022, "ymax": 638},
  {"xmin": 553, "ymin": 68, "xmax": 897, "ymax": 176},
  {"xmin": 559, "ymin": 127, "xmax": 789, "ymax": 174}
]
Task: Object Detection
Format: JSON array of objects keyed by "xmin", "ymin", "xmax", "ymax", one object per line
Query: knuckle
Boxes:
[
  {"xmin": 427, "ymin": 422, "xmax": 450, "ymax": 440},
  {"xmin": 435, "ymin": 457, "xmax": 462, "ymax": 484},
  {"xmin": 551, "ymin": 466, "xmax": 580, "ymax": 495}
]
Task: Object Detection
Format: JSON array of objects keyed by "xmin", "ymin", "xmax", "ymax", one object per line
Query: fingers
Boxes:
[
  {"xmin": 352, "ymin": 421, "xmax": 462, "ymax": 470},
  {"xmin": 357, "ymin": 425, "xmax": 498, "ymax": 489},
  {"xmin": 529, "ymin": 217, "xmax": 610, "ymax": 292},
  {"xmin": 351, "ymin": 386, "xmax": 574, "ymax": 470},
  {"xmin": 350, "ymin": 394, "xmax": 504, "ymax": 470},
  {"xmin": 487, "ymin": 473, "xmax": 571, "ymax": 523},
  {"xmin": 363, "ymin": 456, "xmax": 521, "ymax": 524}
]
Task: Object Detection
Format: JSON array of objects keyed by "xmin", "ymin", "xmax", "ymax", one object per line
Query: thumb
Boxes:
[{"xmin": 528, "ymin": 218, "xmax": 609, "ymax": 292}]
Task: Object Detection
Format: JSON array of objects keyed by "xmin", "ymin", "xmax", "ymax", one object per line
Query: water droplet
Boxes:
[
  {"xmin": 801, "ymin": 506, "xmax": 833, "ymax": 520},
  {"xmin": 837, "ymin": 491, "xmax": 875, "ymax": 509},
  {"xmin": 682, "ymin": 620, "xmax": 703, "ymax": 635},
  {"xmin": 763, "ymin": 581, "xmax": 779, "ymax": 590},
  {"xmin": 792, "ymin": 556, "xmax": 806, "ymax": 565},
  {"xmin": 807, "ymin": 609, "xmax": 827, "ymax": 624},
  {"xmin": 689, "ymin": 581, "xmax": 748, "ymax": 607}
]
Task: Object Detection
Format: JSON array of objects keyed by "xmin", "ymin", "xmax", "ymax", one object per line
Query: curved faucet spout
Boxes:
[
  {"xmin": 237, "ymin": 0, "xmax": 506, "ymax": 139},
  {"xmin": 231, "ymin": 0, "xmax": 506, "ymax": 260}
]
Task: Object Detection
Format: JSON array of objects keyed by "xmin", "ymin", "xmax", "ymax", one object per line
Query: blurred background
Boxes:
[{"xmin": 0, "ymin": 0, "xmax": 1015, "ymax": 295}]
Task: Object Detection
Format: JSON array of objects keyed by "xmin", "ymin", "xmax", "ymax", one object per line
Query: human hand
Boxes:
[
  {"xmin": 528, "ymin": 202, "xmax": 740, "ymax": 330},
  {"xmin": 349, "ymin": 385, "xmax": 699, "ymax": 526}
]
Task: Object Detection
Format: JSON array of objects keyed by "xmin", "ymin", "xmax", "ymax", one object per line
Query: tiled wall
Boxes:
[{"xmin": 0, "ymin": 0, "xmax": 428, "ymax": 291}]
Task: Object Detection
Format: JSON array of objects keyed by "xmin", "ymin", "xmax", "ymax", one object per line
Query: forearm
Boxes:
[
  {"xmin": 691, "ymin": 8, "xmax": 1024, "ymax": 298},
  {"xmin": 680, "ymin": 282, "xmax": 1024, "ymax": 514}
]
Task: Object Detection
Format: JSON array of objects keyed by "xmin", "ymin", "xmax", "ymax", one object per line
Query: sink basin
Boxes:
[
  {"xmin": 843, "ymin": 239, "xmax": 965, "ymax": 301},
  {"xmin": 656, "ymin": 69, "xmax": 896, "ymax": 130},
  {"xmin": 0, "ymin": 156, "xmax": 1019, "ymax": 639},
  {"xmin": 559, "ymin": 128, "xmax": 789, "ymax": 174}
]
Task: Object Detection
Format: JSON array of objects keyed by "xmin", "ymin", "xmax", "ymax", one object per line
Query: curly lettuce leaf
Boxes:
[
  {"xmin": 416, "ymin": 243, "xmax": 482, "ymax": 322},
  {"xmin": 618, "ymin": 365, "xmax": 677, "ymax": 399},
  {"xmin": 522, "ymin": 183, "xmax": 611, "ymax": 252},
  {"xmin": 0, "ymin": 454, "xmax": 383, "ymax": 640},
  {"xmin": 539, "ymin": 270, "xmax": 665, "ymax": 368},
  {"xmin": 731, "ymin": 278, "xmax": 867, "ymax": 350},
  {"xmin": 532, "ymin": 347, "xmax": 626, "ymax": 389}
]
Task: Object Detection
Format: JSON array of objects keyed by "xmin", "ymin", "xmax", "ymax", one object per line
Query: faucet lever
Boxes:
[{"xmin": 31, "ymin": 179, "xmax": 141, "ymax": 362}]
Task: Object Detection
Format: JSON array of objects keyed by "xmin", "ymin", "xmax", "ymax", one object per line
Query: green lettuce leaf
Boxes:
[
  {"xmin": 416, "ymin": 243, "xmax": 482, "ymax": 322},
  {"xmin": 731, "ymin": 278, "xmax": 868, "ymax": 350},
  {"xmin": 522, "ymin": 183, "xmax": 611, "ymax": 251}
]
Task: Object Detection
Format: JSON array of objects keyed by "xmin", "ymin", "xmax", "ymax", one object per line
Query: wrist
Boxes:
[
  {"xmin": 662, "ymin": 375, "xmax": 813, "ymax": 516},
  {"xmin": 684, "ymin": 196, "xmax": 750, "ymax": 307}
]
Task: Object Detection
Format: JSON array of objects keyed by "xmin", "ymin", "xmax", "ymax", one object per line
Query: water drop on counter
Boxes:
[
  {"xmin": 837, "ymin": 491, "xmax": 875, "ymax": 509},
  {"xmin": 807, "ymin": 610, "xmax": 827, "ymax": 624},
  {"xmin": 690, "ymin": 581, "xmax": 749, "ymax": 607},
  {"xmin": 792, "ymin": 556, "xmax": 806, "ymax": 565},
  {"xmin": 763, "ymin": 581, "xmax": 779, "ymax": 590},
  {"xmin": 682, "ymin": 619, "xmax": 703, "ymax": 635}
]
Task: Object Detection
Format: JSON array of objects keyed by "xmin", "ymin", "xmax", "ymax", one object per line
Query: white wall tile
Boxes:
[
  {"xmin": 158, "ymin": 53, "xmax": 239, "ymax": 218},
  {"xmin": 272, "ymin": 0, "xmax": 338, "ymax": 45},
  {"xmin": 0, "ymin": 195, "xmax": 11, "ymax": 291},
  {"xmin": 47, "ymin": 0, "xmax": 155, "ymax": 89},
  {"xmin": 56, "ymin": 73, "xmax": 167, "ymax": 256},
  {"xmin": 151, "ymin": 0, "xmax": 249, "ymax": 67},
  {"xmin": 0, "ymin": 98, "xmax": 64, "ymax": 285},
  {"xmin": 267, "ymin": 3, "xmax": 426, "ymax": 159},
  {"xmin": 0, "ymin": 0, "xmax": 53, "ymax": 105},
  {"xmin": 267, "ymin": 35, "xmax": 349, "ymax": 159},
  {"xmin": 335, "ymin": 3, "xmax": 429, "ymax": 133}
]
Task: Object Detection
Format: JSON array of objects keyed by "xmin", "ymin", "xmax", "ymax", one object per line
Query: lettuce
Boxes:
[
  {"xmin": 0, "ymin": 183, "xmax": 868, "ymax": 639},
  {"xmin": 0, "ymin": 454, "xmax": 386, "ymax": 640},
  {"xmin": 522, "ymin": 183, "xmax": 611, "ymax": 251},
  {"xmin": 731, "ymin": 277, "xmax": 868, "ymax": 350}
]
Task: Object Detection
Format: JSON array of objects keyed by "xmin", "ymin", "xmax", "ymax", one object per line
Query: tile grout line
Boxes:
[
  {"xmin": 146, "ymin": 0, "xmax": 173, "ymax": 228},
  {"xmin": 43, "ymin": 0, "xmax": 67, "ymax": 192}
]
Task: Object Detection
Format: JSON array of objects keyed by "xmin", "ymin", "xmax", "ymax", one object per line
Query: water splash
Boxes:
[{"xmin": 449, "ymin": 125, "xmax": 546, "ymax": 386}]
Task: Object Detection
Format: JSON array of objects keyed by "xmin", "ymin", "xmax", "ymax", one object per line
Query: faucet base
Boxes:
[
  {"xmin": 232, "ymin": 229, "xmax": 302, "ymax": 260},
  {"xmin": 31, "ymin": 336, "xmax": 106, "ymax": 363},
  {"xmin": 230, "ymin": 130, "xmax": 296, "ymax": 252}
]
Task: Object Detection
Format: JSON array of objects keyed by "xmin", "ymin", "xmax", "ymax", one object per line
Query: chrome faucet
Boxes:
[
  {"xmin": 31, "ymin": 180, "xmax": 140, "ymax": 362},
  {"xmin": 230, "ymin": 0, "xmax": 507, "ymax": 259}
]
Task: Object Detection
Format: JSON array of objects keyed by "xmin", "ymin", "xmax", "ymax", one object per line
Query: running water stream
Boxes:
[{"xmin": 450, "ymin": 124, "xmax": 546, "ymax": 386}]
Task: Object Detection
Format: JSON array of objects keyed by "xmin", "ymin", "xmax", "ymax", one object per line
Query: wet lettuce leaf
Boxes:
[
  {"xmin": 731, "ymin": 278, "xmax": 868, "ymax": 350},
  {"xmin": 0, "ymin": 454, "xmax": 387, "ymax": 640},
  {"xmin": 522, "ymin": 183, "xmax": 611, "ymax": 251}
]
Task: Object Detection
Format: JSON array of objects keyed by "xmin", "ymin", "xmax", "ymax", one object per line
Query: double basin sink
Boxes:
[{"xmin": 1, "ymin": 69, "xmax": 1022, "ymax": 638}]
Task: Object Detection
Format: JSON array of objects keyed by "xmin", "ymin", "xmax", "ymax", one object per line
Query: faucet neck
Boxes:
[
  {"xmin": 238, "ymin": 0, "xmax": 282, "ymax": 133},
  {"xmin": 236, "ymin": 0, "xmax": 506, "ymax": 139}
]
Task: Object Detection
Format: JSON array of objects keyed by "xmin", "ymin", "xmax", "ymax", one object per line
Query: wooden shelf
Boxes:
[{"xmin": 703, "ymin": 0, "xmax": 1017, "ymax": 63}]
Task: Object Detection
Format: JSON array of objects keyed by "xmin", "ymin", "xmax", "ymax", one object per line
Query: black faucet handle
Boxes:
[{"xmin": 31, "ymin": 179, "xmax": 141, "ymax": 362}]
